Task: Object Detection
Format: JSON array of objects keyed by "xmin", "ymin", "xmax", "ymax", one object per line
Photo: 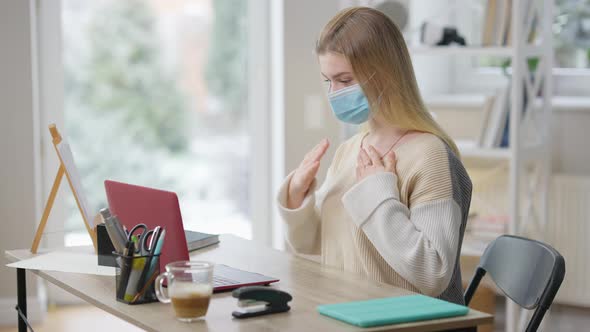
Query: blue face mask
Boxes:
[{"xmin": 327, "ymin": 83, "xmax": 370, "ymax": 125}]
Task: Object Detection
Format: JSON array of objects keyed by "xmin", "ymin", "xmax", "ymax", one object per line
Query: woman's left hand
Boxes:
[{"xmin": 356, "ymin": 145, "xmax": 397, "ymax": 182}]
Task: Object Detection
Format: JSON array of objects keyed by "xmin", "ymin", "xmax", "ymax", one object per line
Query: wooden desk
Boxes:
[{"xmin": 6, "ymin": 235, "xmax": 492, "ymax": 331}]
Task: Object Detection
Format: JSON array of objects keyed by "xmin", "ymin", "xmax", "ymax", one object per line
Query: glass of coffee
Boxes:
[{"xmin": 155, "ymin": 261, "xmax": 214, "ymax": 322}]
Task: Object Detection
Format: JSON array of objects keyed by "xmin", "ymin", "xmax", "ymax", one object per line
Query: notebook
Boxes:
[
  {"xmin": 317, "ymin": 294, "xmax": 469, "ymax": 328},
  {"xmin": 185, "ymin": 230, "xmax": 220, "ymax": 251}
]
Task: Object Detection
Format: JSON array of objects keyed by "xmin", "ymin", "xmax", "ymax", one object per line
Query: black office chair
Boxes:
[{"xmin": 464, "ymin": 235, "xmax": 565, "ymax": 332}]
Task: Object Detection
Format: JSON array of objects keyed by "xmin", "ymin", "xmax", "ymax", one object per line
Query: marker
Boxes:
[{"xmin": 99, "ymin": 208, "xmax": 127, "ymax": 254}]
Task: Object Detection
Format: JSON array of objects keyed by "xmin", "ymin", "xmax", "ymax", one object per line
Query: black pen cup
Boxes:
[{"xmin": 114, "ymin": 252, "xmax": 161, "ymax": 304}]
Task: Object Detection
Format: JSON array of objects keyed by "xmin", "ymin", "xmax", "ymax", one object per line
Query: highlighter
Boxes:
[{"xmin": 123, "ymin": 257, "xmax": 147, "ymax": 302}]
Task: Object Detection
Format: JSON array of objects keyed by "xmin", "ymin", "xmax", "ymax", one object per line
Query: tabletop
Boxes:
[{"xmin": 5, "ymin": 234, "xmax": 493, "ymax": 331}]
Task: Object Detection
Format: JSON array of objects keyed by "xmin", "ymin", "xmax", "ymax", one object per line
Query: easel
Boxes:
[{"xmin": 31, "ymin": 124, "xmax": 98, "ymax": 253}]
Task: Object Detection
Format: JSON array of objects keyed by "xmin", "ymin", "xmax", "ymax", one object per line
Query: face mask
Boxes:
[{"xmin": 327, "ymin": 83, "xmax": 370, "ymax": 125}]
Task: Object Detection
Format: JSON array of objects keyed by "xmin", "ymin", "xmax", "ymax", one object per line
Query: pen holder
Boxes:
[{"xmin": 114, "ymin": 252, "xmax": 161, "ymax": 305}]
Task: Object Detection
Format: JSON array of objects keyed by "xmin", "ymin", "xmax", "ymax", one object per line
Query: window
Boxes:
[
  {"xmin": 553, "ymin": 0, "xmax": 590, "ymax": 69},
  {"xmin": 60, "ymin": 0, "xmax": 267, "ymax": 245}
]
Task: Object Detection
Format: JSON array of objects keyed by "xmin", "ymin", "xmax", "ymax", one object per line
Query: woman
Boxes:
[{"xmin": 277, "ymin": 7, "xmax": 472, "ymax": 306}]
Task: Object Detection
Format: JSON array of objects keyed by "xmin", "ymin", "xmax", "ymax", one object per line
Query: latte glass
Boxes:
[{"xmin": 155, "ymin": 261, "xmax": 214, "ymax": 322}]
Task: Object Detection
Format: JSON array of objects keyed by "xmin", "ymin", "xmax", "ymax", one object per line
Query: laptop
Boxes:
[{"xmin": 104, "ymin": 180, "xmax": 279, "ymax": 292}]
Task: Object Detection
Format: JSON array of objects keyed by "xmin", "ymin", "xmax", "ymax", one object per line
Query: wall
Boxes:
[
  {"xmin": 271, "ymin": 0, "xmax": 343, "ymax": 247},
  {"xmin": 550, "ymin": 107, "xmax": 590, "ymax": 175},
  {"xmin": 281, "ymin": 0, "xmax": 343, "ymax": 177},
  {"xmin": 0, "ymin": 0, "xmax": 46, "ymax": 325}
]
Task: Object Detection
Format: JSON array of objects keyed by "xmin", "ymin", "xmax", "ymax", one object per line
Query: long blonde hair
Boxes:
[{"xmin": 316, "ymin": 7, "xmax": 459, "ymax": 156}]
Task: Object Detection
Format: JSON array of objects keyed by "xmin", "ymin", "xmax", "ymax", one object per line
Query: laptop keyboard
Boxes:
[{"xmin": 213, "ymin": 275, "xmax": 239, "ymax": 287}]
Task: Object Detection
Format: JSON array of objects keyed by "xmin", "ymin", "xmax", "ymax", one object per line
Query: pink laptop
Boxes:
[
  {"xmin": 104, "ymin": 180, "xmax": 279, "ymax": 291},
  {"xmin": 104, "ymin": 180, "xmax": 190, "ymax": 273}
]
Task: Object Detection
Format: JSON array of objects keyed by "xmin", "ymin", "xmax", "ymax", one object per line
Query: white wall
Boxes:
[
  {"xmin": 0, "ymin": 0, "xmax": 46, "ymax": 325},
  {"xmin": 271, "ymin": 0, "xmax": 343, "ymax": 247},
  {"xmin": 280, "ymin": 0, "xmax": 343, "ymax": 177},
  {"xmin": 550, "ymin": 108, "xmax": 590, "ymax": 175}
]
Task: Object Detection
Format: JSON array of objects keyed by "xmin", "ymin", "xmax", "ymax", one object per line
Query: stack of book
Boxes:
[
  {"xmin": 481, "ymin": 0, "xmax": 538, "ymax": 46},
  {"xmin": 185, "ymin": 230, "xmax": 220, "ymax": 252},
  {"xmin": 478, "ymin": 83, "xmax": 510, "ymax": 148}
]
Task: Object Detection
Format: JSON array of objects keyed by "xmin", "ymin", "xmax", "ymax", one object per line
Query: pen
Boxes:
[
  {"xmin": 146, "ymin": 229, "xmax": 166, "ymax": 279},
  {"xmin": 136, "ymin": 227, "xmax": 161, "ymax": 292},
  {"xmin": 117, "ymin": 241, "xmax": 135, "ymax": 300}
]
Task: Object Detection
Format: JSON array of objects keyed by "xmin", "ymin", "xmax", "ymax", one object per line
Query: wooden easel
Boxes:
[{"xmin": 31, "ymin": 124, "xmax": 98, "ymax": 253}]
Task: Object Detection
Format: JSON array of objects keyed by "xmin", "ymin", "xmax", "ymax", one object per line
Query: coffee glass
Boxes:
[{"xmin": 155, "ymin": 261, "xmax": 214, "ymax": 322}]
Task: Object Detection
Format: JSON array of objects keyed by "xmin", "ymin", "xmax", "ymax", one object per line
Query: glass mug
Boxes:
[{"xmin": 155, "ymin": 261, "xmax": 214, "ymax": 322}]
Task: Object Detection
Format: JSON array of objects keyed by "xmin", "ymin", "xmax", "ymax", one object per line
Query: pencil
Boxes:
[{"xmin": 131, "ymin": 269, "xmax": 159, "ymax": 303}]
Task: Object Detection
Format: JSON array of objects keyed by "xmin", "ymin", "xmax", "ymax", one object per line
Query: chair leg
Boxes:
[
  {"xmin": 464, "ymin": 268, "xmax": 485, "ymax": 306},
  {"xmin": 525, "ymin": 307, "xmax": 547, "ymax": 332}
]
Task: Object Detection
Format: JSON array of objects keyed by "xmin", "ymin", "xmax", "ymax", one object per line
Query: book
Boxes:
[
  {"xmin": 494, "ymin": 0, "xmax": 508, "ymax": 46},
  {"xmin": 185, "ymin": 230, "xmax": 220, "ymax": 252},
  {"xmin": 477, "ymin": 95, "xmax": 496, "ymax": 147},
  {"xmin": 317, "ymin": 294, "xmax": 469, "ymax": 328},
  {"xmin": 493, "ymin": 83, "xmax": 511, "ymax": 147},
  {"xmin": 482, "ymin": 0, "xmax": 497, "ymax": 46},
  {"xmin": 482, "ymin": 0, "xmax": 514, "ymax": 46},
  {"xmin": 502, "ymin": 0, "xmax": 513, "ymax": 45},
  {"xmin": 524, "ymin": 0, "xmax": 539, "ymax": 43},
  {"xmin": 482, "ymin": 84, "xmax": 510, "ymax": 148}
]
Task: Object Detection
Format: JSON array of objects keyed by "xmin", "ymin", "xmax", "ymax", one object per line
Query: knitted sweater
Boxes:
[{"xmin": 277, "ymin": 133, "xmax": 472, "ymax": 304}]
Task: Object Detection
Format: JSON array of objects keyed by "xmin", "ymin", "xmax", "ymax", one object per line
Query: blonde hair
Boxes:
[{"xmin": 316, "ymin": 7, "xmax": 459, "ymax": 156}]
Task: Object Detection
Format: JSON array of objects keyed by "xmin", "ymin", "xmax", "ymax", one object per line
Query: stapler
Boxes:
[{"xmin": 232, "ymin": 286, "xmax": 292, "ymax": 319}]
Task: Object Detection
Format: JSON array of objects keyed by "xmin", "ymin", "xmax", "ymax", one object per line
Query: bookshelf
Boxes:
[
  {"xmin": 410, "ymin": 45, "xmax": 543, "ymax": 57},
  {"xmin": 411, "ymin": 45, "xmax": 513, "ymax": 56},
  {"xmin": 410, "ymin": 1, "xmax": 553, "ymax": 331},
  {"xmin": 456, "ymin": 140, "xmax": 510, "ymax": 160}
]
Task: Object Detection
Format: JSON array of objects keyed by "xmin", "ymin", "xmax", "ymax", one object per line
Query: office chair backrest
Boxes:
[{"xmin": 464, "ymin": 235, "xmax": 565, "ymax": 332}]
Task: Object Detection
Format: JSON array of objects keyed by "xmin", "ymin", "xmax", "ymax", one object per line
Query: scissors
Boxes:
[
  {"xmin": 135, "ymin": 227, "xmax": 165, "ymax": 292},
  {"xmin": 127, "ymin": 224, "xmax": 160, "ymax": 255}
]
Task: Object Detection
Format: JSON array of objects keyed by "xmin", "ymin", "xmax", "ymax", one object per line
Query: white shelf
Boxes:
[
  {"xmin": 456, "ymin": 140, "xmax": 510, "ymax": 160},
  {"xmin": 409, "ymin": 45, "xmax": 543, "ymax": 57},
  {"xmin": 457, "ymin": 140, "xmax": 551, "ymax": 161},
  {"xmin": 425, "ymin": 94, "xmax": 488, "ymax": 109},
  {"xmin": 461, "ymin": 235, "xmax": 492, "ymax": 257},
  {"xmin": 426, "ymin": 94, "xmax": 590, "ymax": 112},
  {"xmin": 461, "ymin": 244, "xmax": 485, "ymax": 257},
  {"xmin": 410, "ymin": 45, "xmax": 511, "ymax": 56}
]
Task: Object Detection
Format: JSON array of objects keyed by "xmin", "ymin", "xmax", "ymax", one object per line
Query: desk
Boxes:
[{"xmin": 6, "ymin": 234, "xmax": 492, "ymax": 331}]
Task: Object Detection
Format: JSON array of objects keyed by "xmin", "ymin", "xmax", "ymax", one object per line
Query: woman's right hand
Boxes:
[{"xmin": 287, "ymin": 138, "xmax": 330, "ymax": 209}]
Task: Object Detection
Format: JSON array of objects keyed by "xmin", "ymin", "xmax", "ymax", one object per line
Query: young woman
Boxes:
[{"xmin": 277, "ymin": 7, "xmax": 472, "ymax": 306}]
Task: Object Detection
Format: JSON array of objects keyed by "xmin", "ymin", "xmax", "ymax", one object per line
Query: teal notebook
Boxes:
[{"xmin": 317, "ymin": 294, "xmax": 469, "ymax": 328}]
